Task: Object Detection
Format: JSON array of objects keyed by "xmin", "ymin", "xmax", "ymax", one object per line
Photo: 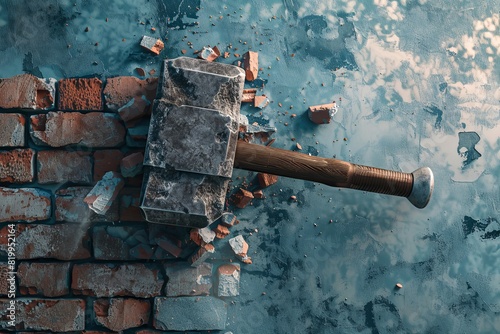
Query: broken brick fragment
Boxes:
[
  {"xmin": 220, "ymin": 212, "xmax": 239, "ymax": 227},
  {"xmin": 119, "ymin": 187, "xmax": 145, "ymax": 222},
  {"xmin": 155, "ymin": 235, "xmax": 182, "ymax": 258},
  {"xmin": 0, "ymin": 113, "xmax": 25, "ymax": 147},
  {"xmin": 213, "ymin": 224, "xmax": 230, "ymax": 239},
  {"xmin": 94, "ymin": 298, "xmax": 151, "ymax": 331},
  {"xmin": 229, "ymin": 235, "xmax": 252, "ymax": 264},
  {"xmin": 129, "ymin": 243, "xmax": 155, "ymax": 260},
  {"xmin": 243, "ymin": 51, "xmax": 259, "ymax": 81},
  {"xmin": 164, "ymin": 262, "xmax": 212, "ymax": 296},
  {"xmin": 188, "ymin": 243, "xmax": 215, "ymax": 267},
  {"xmin": 0, "ymin": 73, "xmax": 55, "ymax": 109},
  {"xmin": 253, "ymin": 190, "xmax": 265, "ymax": 199},
  {"xmin": 241, "ymin": 88, "xmax": 257, "ymax": 103},
  {"xmin": 58, "ymin": 78, "xmax": 103, "ymax": 111},
  {"xmin": 257, "ymin": 172, "xmax": 278, "ymax": 188},
  {"xmin": 140, "ymin": 36, "xmax": 164, "ymax": 55},
  {"xmin": 198, "ymin": 45, "xmax": 220, "ymax": 62},
  {"xmin": 84, "ymin": 171, "xmax": 125, "ymax": 215},
  {"xmin": 233, "ymin": 188, "xmax": 254, "ymax": 208},
  {"xmin": 254, "ymin": 95, "xmax": 269, "ymax": 108},
  {"xmin": 93, "ymin": 225, "xmax": 145, "ymax": 260},
  {"xmin": 104, "ymin": 76, "xmax": 158, "ymax": 117},
  {"xmin": 217, "ymin": 264, "xmax": 240, "ymax": 297},
  {"xmin": 0, "ymin": 149, "xmax": 35, "ymax": 183},
  {"xmin": 120, "ymin": 152, "xmax": 144, "ymax": 178},
  {"xmin": 308, "ymin": 102, "xmax": 338, "ymax": 124}
]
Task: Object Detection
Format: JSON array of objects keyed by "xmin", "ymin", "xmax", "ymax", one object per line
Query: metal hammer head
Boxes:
[{"xmin": 141, "ymin": 57, "xmax": 245, "ymax": 228}]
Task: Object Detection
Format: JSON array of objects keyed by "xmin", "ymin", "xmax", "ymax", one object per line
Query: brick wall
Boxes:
[{"xmin": 0, "ymin": 73, "xmax": 236, "ymax": 332}]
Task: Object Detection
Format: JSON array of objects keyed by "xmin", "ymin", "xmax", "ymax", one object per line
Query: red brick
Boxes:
[
  {"xmin": 94, "ymin": 298, "xmax": 151, "ymax": 331},
  {"xmin": 308, "ymin": 103, "xmax": 336, "ymax": 124},
  {"xmin": 120, "ymin": 152, "xmax": 144, "ymax": 178},
  {"xmin": 0, "ymin": 149, "xmax": 35, "ymax": 183},
  {"xmin": 257, "ymin": 172, "xmax": 278, "ymax": 188},
  {"xmin": 253, "ymin": 189, "xmax": 265, "ymax": 198},
  {"xmin": 164, "ymin": 262, "xmax": 212, "ymax": 297},
  {"xmin": 104, "ymin": 77, "xmax": 157, "ymax": 120},
  {"xmin": 140, "ymin": 36, "xmax": 164, "ymax": 55},
  {"xmin": 72, "ymin": 263, "xmax": 164, "ymax": 297},
  {"xmin": 0, "ymin": 113, "xmax": 25, "ymax": 147},
  {"xmin": 30, "ymin": 112, "xmax": 125, "ymax": 147},
  {"xmin": 0, "ymin": 298, "xmax": 85, "ymax": 331},
  {"xmin": 241, "ymin": 88, "xmax": 257, "ymax": 103},
  {"xmin": 233, "ymin": 188, "xmax": 254, "ymax": 208},
  {"xmin": 0, "ymin": 74, "xmax": 55, "ymax": 110},
  {"xmin": 0, "ymin": 224, "xmax": 91, "ymax": 260},
  {"xmin": 37, "ymin": 150, "xmax": 92, "ymax": 184},
  {"xmin": 119, "ymin": 188, "xmax": 145, "ymax": 222},
  {"xmin": 58, "ymin": 78, "xmax": 103, "ymax": 111},
  {"xmin": 243, "ymin": 51, "xmax": 259, "ymax": 81},
  {"xmin": 188, "ymin": 243, "xmax": 215, "ymax": 267},
  {"xmin": 217, "ymin": 264, "xmax": 240, "ymax": 297},
  {"xmin": 94, "ymin": 149, "xmax": 124, "ymax": 182},
  {"xmin": 0, "ymin": 187, "xmax": 51, "ymax": 222},
  {"xmin": 0, "ymin": 263, "xmax": 10, "ymax": 296},
  {"xmin": 254, "ymin": 95, "xmax": 269, "ymax": 108},
  {"xmin": 17, "ymin": 262, "xmax": 70, "ymax": 297},
  {"xmin": 213, "ymin": 224, "xmax": 230, "ymax": 239},
  {"xmin": 155, "ymin": 235, "xmax": 182, "ymax": 258},
  {"xmin": 55, "ymin": 186, "xmax": 119, "ymax": 223}
]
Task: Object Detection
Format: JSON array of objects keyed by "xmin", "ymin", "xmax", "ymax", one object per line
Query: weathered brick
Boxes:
[
  {"xmin": 0, "ymin": 149, "xmax": 35, "ymax": 183},
  {"xmin": 0, "ymin": 263, "xmax": 11, "ymax": 296},
  {"xmin": 140, "ymin": 36, "xmax": 164, "ymax": 55},
  {"xmin": 30, "ymin": 112, "xmax": 125, "ymax": 147},
  {"xmin": 0, "ymin": 298, "xmax": 85, "ymax": 331},
  {"xmin": 58, "ymin": 78, "xmax": 103, "ymax": 111},
  {"xmin": 121, "ymin": 152, "xmax": 144, "ymax": 178},
  {"xmin": 17, "ymin": 262, "xmax": 70, "ymax": 297},
  {"xmin": 165, "ymin": 262, "xmax": 212, "ymax": 297},
  {"xmin": 0, "ymin": 224, "xmax": 91, "ymax": 260},
  {"xmin": 119, "ymin": 188, "xmax": 145, "ymax": 222},
  {"xmin": 94, "ymin": 298, "xmax": 150, "ymax": 331},
  {"xmin": 0, "ymin": 74, "xmax": 55, "ymax": 110},
  {"xmin": 104, "ymin": 76, "xmax": 157, "ymax": 118},
  {"xmin": 217, "ymin": 264, "xmax": 240, "ymax": 297},
  {"xmin": 213, "ymin": 224, "xmax": 230, "ymax": 239},
  {"xmin": 257, "ymin": 172, "xmax": 279, "ymax": 188},
  {"xmin": 243, "ymin": 51, "xmax": 258, "ymax": 81},
  {"xmin": 155, "ymin": 235, "xmax": 182, "ymax": 258},
  {"xmin": 93, "ymin": 225, "xmax": 145, "ymax": 260},
  {"xmin": 229, "ymin": 235, "xmax": 252, "ymax": 264},
  {"xmin": 37, "ymin": 150, "xmax": 92, "ymax": 184},
  {"xmin": 308, "ymin": 102, "xmax": 337, "ymax": 124},
  {"xmin": 55, "ymin": 186, "xmax": 119, "ymax": 223},
  {"xmin": 188, "ymin": 243, "xmax": 215, "ymax": 267},
  {"xmin": 72, "ymin": 263, "xmax": 164, "ymax": 297},
  {"xmin": 0, "ymin": 187, "xmax": 51, "ymax": 222},
  {"xmin": 93, "ymin": 149, "xmax": 124, "ymax": 182},
  {"xmin": 85, "ymin": 171, "xmax": 124, "ymax": 215},
  {"xmin": 0, "ymin": 113, "xmax": 25, "ymax": 147},
  {"xmin": 153, "ymin": 297, "xmax": 227, "ymax": 331}
]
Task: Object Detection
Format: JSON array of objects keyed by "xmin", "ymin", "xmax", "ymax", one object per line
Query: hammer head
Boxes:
[{"xmin": 141, "ymin": 57, "xmax": 245, "ymax": 228}]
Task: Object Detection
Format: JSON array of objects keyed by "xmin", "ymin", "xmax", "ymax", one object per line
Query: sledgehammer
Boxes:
[{"xmin": 140, "ymin": 58, "xmax": 434, "ymax": 228}]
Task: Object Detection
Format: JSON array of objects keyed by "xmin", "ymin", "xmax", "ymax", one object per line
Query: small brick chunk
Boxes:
[
  {"xmin": 30, "ymin": 112, "xmax": 125, "ymax": 147},
  {"xmin": 0, "ymin": 298, "xmax": 85, "ymax": 331},
  {"xmin": 104, "ymin": 76, "xmax": 158, "ymax": 123},
  {"xmin": 37, "ymin": 150, "xmax": 92, "ymax": 184},
  {"xmin": 0, "ymin": 224, "xmax": 90, "ymax": 260},
  {"xmin": 253, "ymin": 189, "xmax": 265, "ymax": 198},
  {"xmin": 0, "ymin": 113, "xmax": 25, "ymax": 147},
  {"xmin": 119, "ymin": 188, "xmax": 145, "ymax": 222},
  {"xmin": 84, "ymin": 171, "xmax": 125, "ymax": 215},
  {"xmin": 0, "ymin": 187, "xmax": 51, "ymax": 222},
  {"xmin": 257, "ymin": 172, "xmax": 278, "ymax": 188},
  {"xmin": 241, "ymin": 88, "xmax": 257, "ymax": 103},
  {"xmin": 0, "ymin": 149, "xmax": 35, "ymax": 183},
  {"xmin": 229, "ymin": 235, "xmax": 252, "ymax": 264},
  {"xmin": 217, "ymin": 264, "xmax": 240, "ymax": 297},
  {"xmin": 72, "ymin": 263, "xmax": 163, "ymax": 297},
  {"xmin": 0, "ymin": 73, "xmax": 55, "ymax": 109},
  {"xmin": 254, "ymin": 95, "xmax": 269, "ymax": 109},
  {"xmin": 308, "ymin": 102, "xmax": 338, "ymax": 124},
  {"xmin": 55, "ymin": 187, "xmax": 119, "ymax": 223},
  {"xmin": 140, "ymin": 36, "xmax": 164, "ymax": 55},
  {"xmin": 93, "ymin": 149, "xmax": 124, "ymax": 182},
  {"xmin": 121, "ymin": 152, "xmax": 144, "ymax": 177},
  {"xmin": 198, "ymin": 46, "xmax": 220, "ymax": 62},
  {"xmin": 233, "ymin": 188, "xmax": 254, "ymax": 208},
  {"xmin": 220, "ymin": 212, "xmax": 239, "ymax": 227},
  {"xmin": 154, "ymin": 296, "xmax": 227, "ymax": 331},
  {"xmin": 58, "ymin": 78, "xmax": 103, "ymax": 111},
  {"xmin": 94, "ymin": 298, "xmax": 150, "ymax": 331},
  {"xmin": 165, "ymin": 262, "xmax": 212, "ymax": 297},
  {"xmin": 155, "ymin": 235, "xmax": 182, "ymax": 258},
  {"xmin": 243, "ymin": 51, "xmax": 259, "ymax": 81},
  {"xmin": 213, "ymin": 224, "xmax": 230, "ymax": 239},
  {"xmin": 189, "ymin": 243, "xmax": 215, "ymax": 267},
  {"xmin": 17, "ymin": 263, "xmax": 70, "ymax": 297}
]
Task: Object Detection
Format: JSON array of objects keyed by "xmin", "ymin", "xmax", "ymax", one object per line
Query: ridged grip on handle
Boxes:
[{"xmin": 234, "ymin": 141, "xmax": 432, "ymax": 208}]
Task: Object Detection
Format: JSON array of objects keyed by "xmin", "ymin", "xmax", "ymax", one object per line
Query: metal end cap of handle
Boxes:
[{"xmin": 407, "ymin": 167, "xmax": 434, "ymax": 209}]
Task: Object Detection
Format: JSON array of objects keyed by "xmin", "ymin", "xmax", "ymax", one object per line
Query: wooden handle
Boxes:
[{"xmin": 234, "ymin": 141, "xmax": 413, "ymax": 198}]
